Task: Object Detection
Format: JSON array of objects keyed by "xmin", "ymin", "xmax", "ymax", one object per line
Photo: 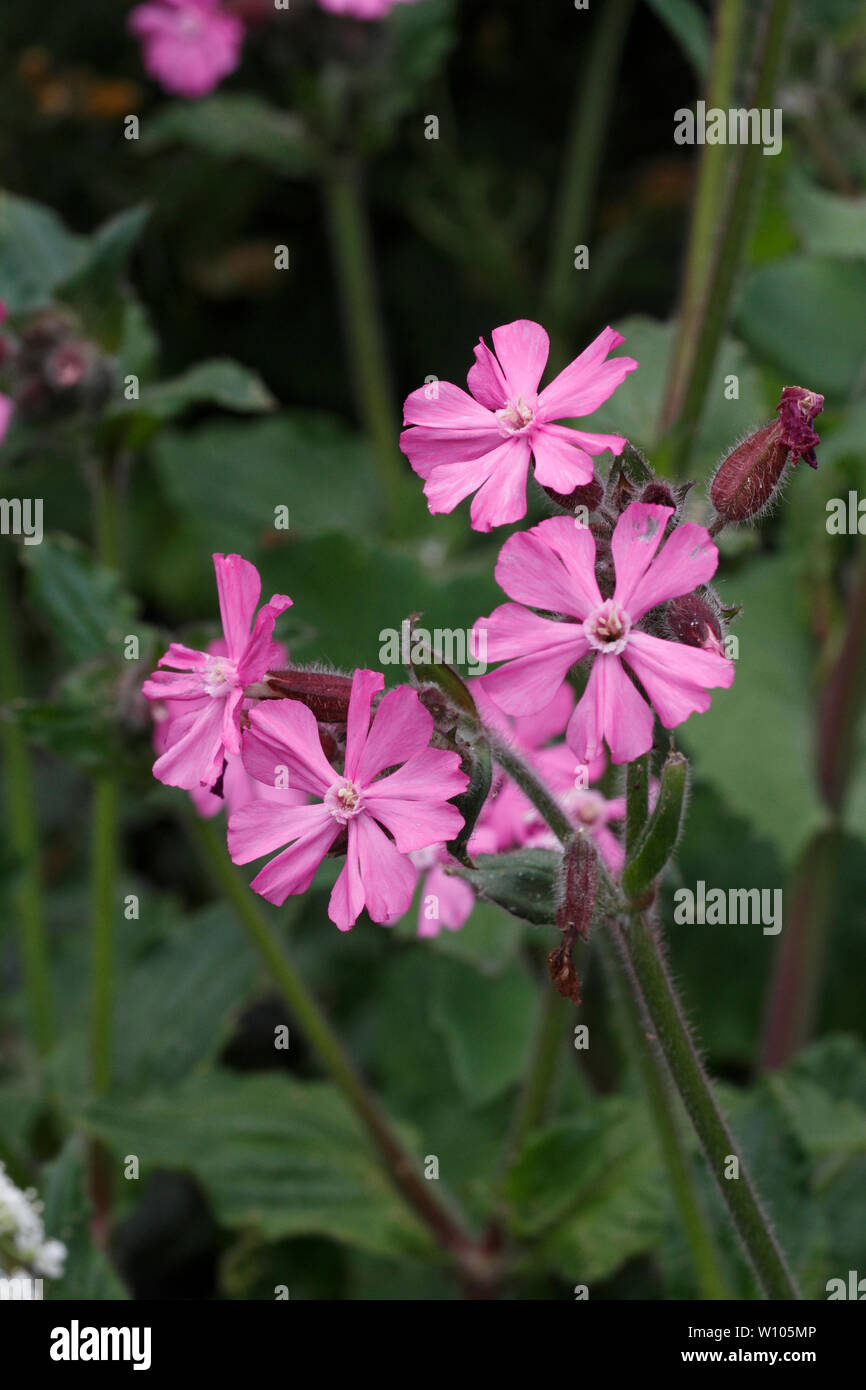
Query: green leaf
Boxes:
[
  {"xmin": 59, "ymin": 205, "xmax": 150, "ymax": 348},
  {"xmin": 82, "ymin": 1070, "xmax": 432, "ymax": 1258},
  {"xmin": 681, "ymin": 553, "xmax": 828, "ymax": 867},
  {"xmin": 430, "ymin": 956, "xmax": 536, "ymax": 1105},
  {"xmin": 40, "ymin": 1140, "xmax": 129, "ymax": 1300},
  {"xmin": 786, "ymin": 170, "xmax": 866, "ymax": 261},
  {"xmin": 23, "ymin": 535, "xmax": 140, "ymax": 662},
  {"xmin": 505, "ymin": 1098, "xmax": 665, "ymax": 1283},
  {"xmin": 0, "ymin": 190, "xmax": 86, "ymax": 313},
  {"xmin": 643, "ymin": 0, "xmax": 709, "ymax": 76},
  {"xmin": 735, "ymin": 256, "xmax": 866, "ymax": 398},
  {"xmin": 140, "ymin": 96, "xmax": 315, "ymax": 176},
  {"xmin": 454, "ymin": 849, "xmax": 559, "ymax": 926},
  {"xmin": 151, "ymin": 413, "xmax": 380, "ymax": 548}
]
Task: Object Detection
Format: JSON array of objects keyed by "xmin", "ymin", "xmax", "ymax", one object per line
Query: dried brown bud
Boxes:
[{"xmin": 265, "ymin": 667, "xmax": 353, "ymax": 723}]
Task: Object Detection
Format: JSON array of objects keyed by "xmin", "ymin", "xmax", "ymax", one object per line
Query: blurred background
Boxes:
[{"xmin": 0, "ymin": 0, "xmax": 865, "ymax": 1300}]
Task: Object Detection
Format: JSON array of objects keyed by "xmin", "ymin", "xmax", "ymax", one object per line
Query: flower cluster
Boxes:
[{"xmin": 0, "ymin": 1163, "xmax": 66, "ymax": 1282}]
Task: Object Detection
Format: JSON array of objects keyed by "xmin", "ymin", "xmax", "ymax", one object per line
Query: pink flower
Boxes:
[
  {"xmin": 129, "ymin": 0, "xmax": 244, "ymax": 99},
  {"xmin": 0, "ymin": 394, "xmax": 13, "ymax": 445},
  {"xmin": 400, "ymin": 321, "xmax": 637, "ymax": 532},
  {"xmin": 142, "ymin": 553, "xmax": 291, "ymax": 791},
  {"xmin": 317, "ymin": 0, "xmax": 418, "ymax": 16},
  {"xmin": 520, "ymin": 746, "xmax": 627, "ymax": 874},
  {"xmin": 475, "ymin": 503, "xmax": 735, "ymax": 764},
  {"xmin": 411, "ymin": 822, "xmax": 497, "ymax": 939},
  {"xmin": 228, "ymin": 669, "xmax": 469, "ymax": 930}
]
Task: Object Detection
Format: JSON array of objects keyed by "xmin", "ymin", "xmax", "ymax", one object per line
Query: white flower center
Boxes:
[
  {"xmin": 583, "ymin": 600, "xmax": 631, "ymax": 655},
  {"xmin": 566, "ymin": 790, "xmax": 606, "ymax": 827},
  {"xmin": 202, "ymin": 655, "xmax": 239, "ymax": 698},
  {"xmin": 495, "ymin": 395, "xmax": 535, "ymax": 436},
  {"xmin": 325, "ymin": 778, "xmax": 364, "ymax": 823}
]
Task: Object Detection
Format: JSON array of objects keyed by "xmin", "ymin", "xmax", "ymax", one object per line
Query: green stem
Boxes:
[
  {"xmin": 187, "ymin": 814, "xmax": 486, "ymax": 1273},
  {"xmin": 617, "ymin": 910, "xmax": 799, "ymax": 1298},
  {"xmin": 660, "ymin": 0, "xmax": 744, "ymax": 434},
  {"xmin": 322, "ymin": 162, "xmax": 415, "ymax": 535},
  {"xmin": 541, "ymin": 0, "xmax": 636, "ymax": 346},
  {"xmin": 89, "ymin": 777, "xmax": 119, "ymax": 1097},
  {"xmin": 599, "ymin": 929, "xmax": 731, "ymax": 1299},
  {"xmin": 0, "ymin": 542, "xmax": 54, "ymax": 1055},
  {"xmin": 483, "ymin": 725, "xmax": 800, "ymax": 1298},
  {"xmin": 665, "ymin": 0, "xmax": 791, "ymax": 474}
]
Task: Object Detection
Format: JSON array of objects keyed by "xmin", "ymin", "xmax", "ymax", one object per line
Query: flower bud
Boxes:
[
  {"xmin": 264, "ymin": 667, "xmax": 353, "ymax": 723},
  {"xmin": 638, "ymin": 480, "xmax": 678, "ymax": 509},
  {"xmin": 665, "ymin": 592, "xmax": 725, "ymax": 657},
  {"xmin": 710, "ymin": 385, "xmax": 824, "ymax": 524},
  {"xmin": 549, "ymin": 835, "xmax": 598, "ymax": 1004}
]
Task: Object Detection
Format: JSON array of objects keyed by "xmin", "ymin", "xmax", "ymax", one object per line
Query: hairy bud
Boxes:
[
  {"xmin": 549, "ymin": 835, "xmax": 598, "ymax": 1004},
  {"xmin": 665, "ymin": 592, "xmax": 725, "ymax": 657},
  {"xmin": 265, "ymin": 667, "xmax": 353, "ymax": 723},
  {"xmin": 710, "ymin": 385, "xmax": 824, "ymax": 524},
  {"xmin": 541, "ymin": 476, "xmax": 604, "ymax": 515}
]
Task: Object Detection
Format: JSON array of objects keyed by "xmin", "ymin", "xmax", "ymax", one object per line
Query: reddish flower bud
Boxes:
[
  {"xmin": 549, "ymin": 835, "xmax": 598, "ymax": 1004},
  {"xmin": 265, "ymin": 667, "xmax": 353, "ymax": 723},
  {"xmin": 665, "ymin": 592, "xmax": 725, "ymax": 657},
  {"xmin": 710, "ymin": 385, "xmax": 824, "ymax": 525},
  {"xmin": 638, "ymin": 480, "xmax": 678, "ymax": 509},
  {"xmin": 542, "ymin": 477, "xmax": 604, "ymax": 515}
]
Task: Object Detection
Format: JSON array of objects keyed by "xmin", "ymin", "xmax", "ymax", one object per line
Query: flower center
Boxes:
[
  {"xmin": 495, "ymin": 395, "xmax": 535, "ymax": 436},
  {"xmin": 567, "ymin": 790, "xmax": 606, "ymax": 827},
  {"xmin": 202, "ymin": 655, "xmax": 239, "ymax": 698},
  {"xmin": 325, "ymin": 778, "xmax": 364, "ymax": 823},
  {"xmin": 583, "ymin": 599, "xmax": 631, "ymax": 655}
]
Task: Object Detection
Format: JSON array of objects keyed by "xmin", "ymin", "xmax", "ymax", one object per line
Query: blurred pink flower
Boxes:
[
  {"xmin": 400, "ymin": 321, "xmax": 637, "ymax": 532},
  {"xmin": 411, "ymin": 822, "xmax": 497, "ymax": 939},
  {"xmin": 129, "ymin": 0, "xmax": 244, "ymax": 99},
  {"xmin": 142, "ymin": 553, "xmax": 291, "ymax": 791},
  {"xmin": 228, "ymin": 669, "xmax": 468, "ymax": 930},
  {"xmin": 0, "ymin": 393, "xmax": 13, "ymax": 445},
  {"xmin": 476, "ymin": 503, "xmax": 735, "ymax": 764},
  {"xmin": 317, "ymin": 0, "xmax": 419, "ymax": 16}
]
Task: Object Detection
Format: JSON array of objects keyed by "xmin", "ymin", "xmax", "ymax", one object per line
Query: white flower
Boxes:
[{"xmin": 0, "ymin": 1163, "xmax": 66, "ymax": 1281}]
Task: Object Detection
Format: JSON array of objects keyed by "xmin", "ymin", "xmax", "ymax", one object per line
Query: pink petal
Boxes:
[
  {"xmin": 481, "ymin": 640, "xmax": 587, "ymax": 717},
  {"xmin": 329, "ymin": 825, "xmax": 366, "ymax": 932},
  {"xmin": 490, "ymin": 319, "xmax": 550, "ymax": 399},
  {"xmin": 399, "ymin": 425, "xmax": 502, "ymax": 480},
  {"xmin": 220, "ymin": 685, "xmax": 244, "ymax": 757},
  {"xmin": 595, "ymin": 824, "xmax": 625, "ymax": 874},
  {"xmin": 511, "ymin": 680, "xmax": 575, "ymax": 749},
  {"xmin": 611, "ymin": 503, "xmax": 674, "ymax": 612},
  {"xmin": 466, "ymin": 338, "xmax": 508, "ymax": 409},
  {"xmin": 542, "ymin": 421, "xmax": 627, "ymax": 456},
  {"xmin": 247, "ymin": 816, "xmax": 338, "ymax": 907},
  {"xmin": 242, "ymin": 700, "xmax": 336, "ymax": 796},
  {"xmin": 238, "ymin": 592, "xmax": 292, "ymax": 684},
  {"xmin": 0, "ymin": 393, "xmax": 14, "ymax": 443},
  {"xmin": 152, "ymin": 696, "xmax": 226, "ymax": 790},
  {"xmin": 227, "ymin": 800, "xmax": 334, "ymax": 865},
  {"xmin": 468, "ymin": 436, "xmax": 534, "ymax": 531},
  {"xmin": 344, "ymin": 669, "xmax": 384, "ymax": 781},
  {"xmin": 530, "ymin": 426, "xmax": 595, "ymax": 492},
  {"xmin": 622, "ymin": 630, "xmax": 735, "ymax": 727},
  {"xmin": 494, "ymin": 518, "xmax": 601, "ymax": 618},
  {"xmin": 475, "ymin": 601, "xmax": 587, "ymax": 663},
  {"xmin": 402, "ymin": 381, "xmax": 495, "ymax": 429},
  {"xmin": 537, "ymin": 326, "xmax": 637, "ymax": 421},
  {"xmin": 213, "ymin": 553, "xmax": 261, "ymax": 661},
  {"xmin": 355, "ymin": 685, "xmax": 433, "ymax": 786},
  {"xmin": 417, "ymin": 863, "xmax": 475, "ymax": 937},
  {"xmin": 626, "ymin": 522, "xmax": 720, "ymax": 622},
  {"xmin": 355, "ymin": 815, "xmax": 417, "ymax": 926},
  {"xmin": 567, "ymin": 654, "xmax": 654, "ymax": 764}
]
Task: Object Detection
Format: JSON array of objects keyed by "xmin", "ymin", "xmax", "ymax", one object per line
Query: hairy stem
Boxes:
[
  {"xmin": 0, "ymin": 541, "xmax": 54, "ymax": 1055},
  {"xmin": 188, "ymin": 814, "xmax": 488, "ymax": 1276},
  {"xmin": 322, "ymin": 162, "xmax": 416, "ymax": 535}
]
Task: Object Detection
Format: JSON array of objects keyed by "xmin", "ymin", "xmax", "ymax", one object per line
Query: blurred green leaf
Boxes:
[
  {"xmin": 0, "ymin": 190, "xmax": 85, "ymax": 313},
  {"xmin": 59, "ymin": 205, "xmax": 150, "ymax": 349},
  {"xmin": 140, "ymin": 96, "xmax": 315, "ymax": 176},
  {"xmin": 23, "ymin": 535, "xmax": 141, "ymax": 662},
  {"xmin": 40, "ymin": 1140, "xmax": 129, "ymax": 1300},
  {"xmin": 786, "ymin": 171, "xmax": 866, "ymax": 260},
  {"xmin": 643, "ymin": 0, "xmax": 709, "ymax": 76},
  {"xmin": 83, "ymin": 1070, "xmax": 432, "ymax": 1257},
  {"xmin": 430, "ymin": 955, "xmax": 536, "ymax": 1105}
]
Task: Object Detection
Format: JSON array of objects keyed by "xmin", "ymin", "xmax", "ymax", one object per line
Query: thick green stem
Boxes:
[
  {"xmin": 484, "ymin": 725, "xmax": 800, "ymax": 1298},
  {"xmin": 660, "ymin": 0, "xmax": 744, "ymax": 434},
  {"xmin": 541, "ymin": 0, "xmax": 636, "ymax": 347},
  {"xmin": 187, "ymin": 814, "xmax": 485, "ymax": 1272},
  {"xmin": 0, "ymin": 541, "xmax": 54, "ymax": 1055},
  {"xmin": 89, "ymin": 777, "xmax": 119, "ymax": 1097},
  {"xmin": 322, "ymin": 163, "xmax": 415, "ymax": 535},
  {"xmin": 665, "ymin": 0, "xmax": 791, "ymax": 474},
  {"xmin": 617, "ymin": 911, "xmax": 799, "ymax": 1298}
]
